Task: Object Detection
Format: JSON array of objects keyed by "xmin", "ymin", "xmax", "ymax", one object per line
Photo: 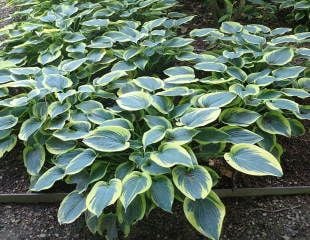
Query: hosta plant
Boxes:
[{"xmin": 1, "ymin": 0, "xmax": 310, "ymax": 239}]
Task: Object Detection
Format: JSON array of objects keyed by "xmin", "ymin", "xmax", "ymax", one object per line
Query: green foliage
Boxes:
[
  {"xmin": 203, "ymin": 0, "xmax": 309, "ymax": 31},
  {"xmin": 0, "ymin": 1, "xmax": 309, "ymax": 240},
  {"xmin": 272, "ymin": 0, "xmax": 310, "ymax": 32}
]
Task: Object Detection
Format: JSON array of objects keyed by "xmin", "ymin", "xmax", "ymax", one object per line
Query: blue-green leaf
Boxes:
[
  {"xmin": 172, "ymin": 165, "xmax": 212, "ymax": 200},
  {"xmin": 224, "ymin": 143, "xmax": 283, "ymax": 176},
  {"xmin": 184, "ymin": 191, "xmax": 225, "ymax": 240}
]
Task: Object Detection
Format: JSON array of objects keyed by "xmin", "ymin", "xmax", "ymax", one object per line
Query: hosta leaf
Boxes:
[
  {"xmin": 123, "ymin": 47, "xmax": 141, "ymax": 61},
  {"xmin": 180, "ymin": 108, "xmax": 221, "ymax": 128},
  {"xmin": 87, "ymin": 49, "xmax": 106, "ymax": 62},
  {"xmin": 253, "ymin": 76, "xmax": 276, "ymax": 87},
  {"xmin": 89, "ymin": 36, "xmax": 113, "ymax": 48},
  {"xmin": 86, "ymin": 179, "xmax": 122, "ymax": 216},
  {"xmin": 224, "ymin": 143, "xmax": 283, "ymax": 176},
  {"xmin": 63, "ymin": 32, "xmax": 86, "ymax": 43},
  {"xmin": 83, "ymin": 126, "xmax": 130, "ymax": 152},
  {"xmin": 43, "ymin": 74, "xmax": 73, "ymax": 92},
  {"xmin": 100, "ymin": 118, "xmax": 133, "ymax": 130},
  {"xmin": 141, "ymin": 159, "xmax": 170, "ymax": 175},
  {"xmin": 150, "ymin": 143, "xmax": 193, "ymax": 168},
  {"xmin": 184, "ymin": 191, "xmax": 225, "ymax": 240},
  {"xmin": 23, "ymin": 144, "xmax": 45, "ymax": 176},
  {"xmin": 282, "ymin": 88, "xmax": 310, "ymax": 99},
  {"xmin": 46, "ymin": 137, "xmax": 76, "ymax": 155},
  {"xmin": 296, "ymin": 48, "xmax": 310, "ymax": 58},
  {"xmin": 288, "ymin": 119, "xmax": 305, "ymax": 136},
  {"xmin": 65, "ymin": 149, "xmax": 97, "ymax": 175},
  {"xmin": 257, "ymin": 89, "xmax": 282, "ymax": 100},
  {"xmin": 172, "ymin": 165, "xmax": 212, "ymax": 200},
  {"xmin": 190, "ymin": 28, "xmax": 218, "ymax": 37},
  {"xmin": 58, "ymin": 192, "xmax": 86, "ymax": 224},
  {"xmin": 150, "ymin": 176, "xmax": 174, "ymax": 212},
  {"xmin": 117, "ymin": 194, "xmax": 146, "ymax": 226},
  {"xmin": 164, "ymin": 37, "xmax": 193, "ymax": 48},
  {"xmin": 117, "ymin": 91, "xmax": 151, "ymax": 111},
  {"xmin": 144, "ymin": 115, "xmax": 172, "ymax": 129},
  {"xmin": 18, "ymin": 118, "xmax": 43, "ymax": 141},
  {"xmin": 120, "ymin": 171, "xmax": 152, "ymax": 210},
  {"xmin": 229, "ymin": 84, "xmax": 259, "ymax": 98},
  {"xmin": 87, "ymin": 109, "xmax": 114, "ymax": 125},
  {"xmin": 47, "ymin": 112, "xmax": 70, "ymax": 130},
  {"xmin": 142, "ymin": 17, "xmax": 167, "ymax": 31},
  {"xmin": 220, "ymin": 21, "xmax": 243, "ymax": 33},
  {"xmin": 0, "ymin": 135, "xmax": 17, "ymax": 158},
  {"xmin": 48, "ymin": 102, "xmax": 71, "ymax": 118},
  {"xmin": 0, "ymin": 115, "xmax": 18, "ymax": 130},
  {"xmin": 82, "ymin": 19, "xmax": 109, "ymax": 27},
  {"xmin": 0, "ymin": 129, "xmax": 11, "ymax": 140},
  {"xmin": 194, "ymin": 127, "xmax": 229, "ymax": 144},
  {"xmin": 89, "ymin": 161, "xmax": 109, "ymax": 184},
  {"xmin": 56, "ymin": 90, "xmax": 76, "ymax": 103},
  {"xmin": 53, "ymin": 128, "xmax": 89, "ymax": 141},
  {"xmin": 298, "ymin": 78, "xmax": 310, "ymax": 90},
  {"xmin": 266, "ymin": 99, "xmax": 299, "ymax": 113},
  {"xmin": 134, "ymin": 76, "xmax": 163, "ymax": 91},
  {"xmin": 164, "ymin": 66, "xmax": 194, "ymax": 76},
  {"xmin": 142, "ymin": 126, "xmax": 166, "ymax": 150},
  {"xmin": 76, "ymin": 100, "xmax": 103, "ymax": 114},
  {"xmin": 194, "ymin": 62, "xmax": 227, "ymax": 72},
  {"xmin": 164, "ymin": 74, "xmax": 197, "ymax": 84},
  {"xmin": 263, "ymin": 48, "xmax": 294, "ymax": 66},
  {"xmin": 111, "ymin": 61, "xmax": 137, "ymax": 71},
  {"xmin": 157, "ymin": 87, "xmax": 194, "ymax": 96},
  {"xmin": 197, "ymin": 92, "xmax": 236, "ymax": 108},
  {"xmin": 226, "ymin": 67, "xmax": 247, "ymax": 81},
  {"xmin": 94, "ymin": 71, "xmax": 127, "ymax": 86},
  {"xmin": 241, "ymin": 33, "xmax": 266, "ymax": 45},
  {"xmin": 220, "ymin": 108, "xmax": 260, "ymax": 127},
  {"xmin": 257, "ymin": 111, "xmax": 291, "ymax": 136},
  {"xmin": 31, "ymin": 166, "xmax": 65, "ymax": 191},
  {"xmin": 151, "ymin": 95, "xmax": 174, "ymax": 114},
  {"xmin": 66, "ymin": 42, "xmax": 86, "ymax": 53},
  {"xmin": 270, "ymin": 28, "xmax": 291, "ymax": 36},
  {"xmin": 221, "ymin": 126, "xmax": 263, "ymax": 144},
  {"xmin": 10, "ymin": 67, "xmax": 40, "ymax": 75},
  {"xmin": 61, "ymin": 59, "xmax": 86, "ymax": 72},
  {"xmin": 163, "ymin": 66, "xmax": 195, "ymax": 84},
  {"xmin": 272, "ymin": 66, "xmax": 305, "ymax": 80},
  {"xmin": 166, "ymin": 127, "xmax": 198, "ymax": 145},
  {"xmin": 38, "ymin": 51, "xmax": 61, "ymax": 65},
  {"xmin": 53, "ymin": 149, "xmax": 83, "ymax": 167},
  {"xmin": 115, "ymin": 162, "xmax": 135, "ymax": 180}
]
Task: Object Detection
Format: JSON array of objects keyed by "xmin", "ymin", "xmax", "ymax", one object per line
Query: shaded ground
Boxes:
[{"xmin": 0, "ymin": 0, "xmax": 13, "ymax": 29}]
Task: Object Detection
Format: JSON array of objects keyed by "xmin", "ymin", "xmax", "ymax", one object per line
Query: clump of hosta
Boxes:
[{"xmin": 0, "ymin": 1, "xmax": 310, "ymax": 239}]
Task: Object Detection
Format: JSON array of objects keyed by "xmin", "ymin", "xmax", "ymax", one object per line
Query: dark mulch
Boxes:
[{"xmin": 1, "ymin": 195, "xmax": 309, "ymax": 240}]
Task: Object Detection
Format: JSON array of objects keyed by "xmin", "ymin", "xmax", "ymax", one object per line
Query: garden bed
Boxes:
[{"xmin": 1, "ymin": 128, "xmax": 309, "ymax": 194}]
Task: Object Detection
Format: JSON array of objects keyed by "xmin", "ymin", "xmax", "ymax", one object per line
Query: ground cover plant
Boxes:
[
  {"xmin": 202, "ymin": 0, "xmax": 310, "ymax": 31},
  {"xmin": 0, "ymin": 0, "xmax": 309, "ymax": 239},
  {"xmin": 272, "ymin": 0, "xmax": 310, "ymax": 32}
]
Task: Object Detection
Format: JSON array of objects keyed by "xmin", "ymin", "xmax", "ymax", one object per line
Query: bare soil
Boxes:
[{"xmin": 0, "ymin": 195, "xmax": 309, "ymax": 240}]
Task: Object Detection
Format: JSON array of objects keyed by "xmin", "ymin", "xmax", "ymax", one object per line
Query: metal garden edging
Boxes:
[{"xmin": 0, "ymin": 186, "xmax": 309, "ymax": 203}]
